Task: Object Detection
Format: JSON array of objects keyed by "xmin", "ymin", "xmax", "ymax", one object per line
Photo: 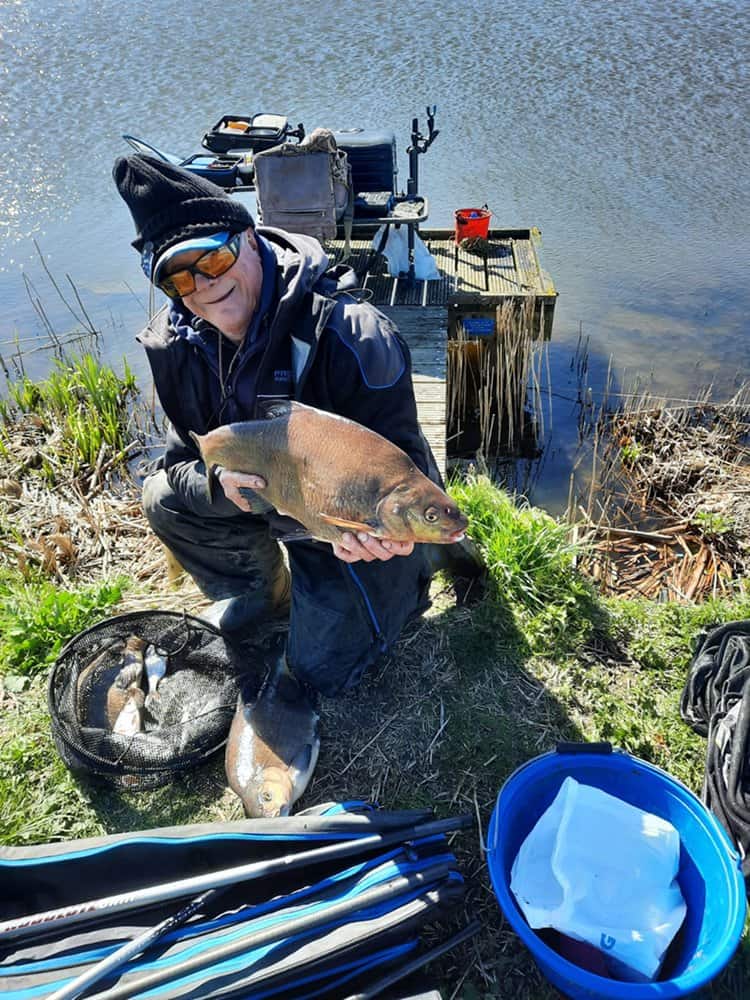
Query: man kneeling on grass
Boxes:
[{"xmin": 113, "ymin": 154, "xmax": 451, "ymax": 811}]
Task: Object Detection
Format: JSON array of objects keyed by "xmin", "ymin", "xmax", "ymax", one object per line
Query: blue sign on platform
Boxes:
[{"xmin": 462, "ymin": 317, "xmax": 496, "ymax": 338}]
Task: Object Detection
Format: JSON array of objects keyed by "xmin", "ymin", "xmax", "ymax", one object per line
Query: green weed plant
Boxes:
[
  {"xmin": 4, "ymin": 354, "xmax": 137, "ymax": 471},
  {"xmin": 449, "ymin": 472, "xmax": 599, "ymax": 649}
]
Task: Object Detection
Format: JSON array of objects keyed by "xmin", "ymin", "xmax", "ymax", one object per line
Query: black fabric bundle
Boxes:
[{"xmin": 680, "ymin": 620, "xmax": 750, "ymax": 882}]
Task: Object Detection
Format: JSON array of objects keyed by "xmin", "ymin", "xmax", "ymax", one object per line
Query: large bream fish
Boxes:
[
  {"xmin": 225, "ymin": 658, "xmax": 320, "ymax": 818},
  {"xmin": 190, "ymin": 401, "xmax": 468, "ymax": 545}
]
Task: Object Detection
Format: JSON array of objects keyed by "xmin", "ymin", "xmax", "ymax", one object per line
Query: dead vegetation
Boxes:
[
  {"xmin": 447, "ymin": 297, "xmax": 549, "ymax": 459},
  {"xmin": 0, "ymin": 404, "xmax": 209, "ymax": 618},
  {"xmin": 577, "ymin": 383, "xmax": 750, "ymax": 601}
]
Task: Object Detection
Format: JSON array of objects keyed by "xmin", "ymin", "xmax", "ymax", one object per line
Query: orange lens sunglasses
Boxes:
[{"xmin": 157, "ymin": 233, "xmax": 242, "ymax": 299}]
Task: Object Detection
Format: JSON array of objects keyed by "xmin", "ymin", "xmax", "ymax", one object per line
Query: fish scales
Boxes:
[
  {"xmin": 225, "ymin": 662, "xmax": 320, "ymax": 818},
  {"xmin": 193, "ymin": 401, "xmax": 468, "ymax": 545},
  {"xmin": 201, "ymin": 406, "xmax": 408, "ymax": 525}
]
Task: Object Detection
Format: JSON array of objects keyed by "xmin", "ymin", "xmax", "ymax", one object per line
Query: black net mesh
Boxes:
[{"xmin": 48, "ymin": 611, "xmax": 249, "ymax": 790}]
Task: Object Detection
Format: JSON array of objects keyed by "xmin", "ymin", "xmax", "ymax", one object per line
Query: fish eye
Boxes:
[
  {"xmin": 261, "ymin": 790, "xmax": 273, "ymax": 802},
  {"xmin": 424, "ymin": 506, "xmax": 440, "ymax": 523}
]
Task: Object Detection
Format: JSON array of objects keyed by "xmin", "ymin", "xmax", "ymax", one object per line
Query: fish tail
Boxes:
[
  {"xmin": 189, "ymin": 430, "xmax": 218, "ymax": 502},
  {"xmin": 206, "ymin": 465, "xmax": 220, "ymax": 503}
]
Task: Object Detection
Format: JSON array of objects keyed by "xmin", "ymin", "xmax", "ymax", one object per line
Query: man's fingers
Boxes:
[
  {"xmin": 356, "ymin": 533, "xmax": 415, "ymax": 559},
  {"xmin": 219, "ymin": 470, "xmax": 267, "ymax": 491},
  {"xmin": 332, "ymin": 532, "xmax": 416, "ymax": 563},
  {"xmin": 333, "ymin": 533, "xmax": 375, "ymax": 563},
  {"xmin": 356, "ymin": 532, "xmax": 394, "ymax": 561},
  {"xmin": 234, "ymin": 475, "xmax": 266, "ymax": 490}
]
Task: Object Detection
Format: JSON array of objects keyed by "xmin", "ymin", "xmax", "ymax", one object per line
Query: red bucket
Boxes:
[{"xmin": 454, "ymin": 206, "xmax": 491, "ymax": 243}]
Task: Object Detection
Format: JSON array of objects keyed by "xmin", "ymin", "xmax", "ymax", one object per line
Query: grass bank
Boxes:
[{"xmin": 0, "ymin": 360, "xmax": 748, "ymax": 997}]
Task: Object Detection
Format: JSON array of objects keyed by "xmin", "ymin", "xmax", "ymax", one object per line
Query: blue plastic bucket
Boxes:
[{"xmin": 487, "ymin": 745, "xmax": 746, "ymax": 999}]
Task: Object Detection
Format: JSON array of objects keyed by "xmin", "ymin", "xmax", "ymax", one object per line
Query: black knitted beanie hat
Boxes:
[{"xmin": 112, "ymin": 154, "xmax": 254, "ymax": 279}]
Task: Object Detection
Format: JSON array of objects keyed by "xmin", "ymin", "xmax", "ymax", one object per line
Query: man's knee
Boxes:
[
  {"xmin": 141, "ymin": 469, "xmax": 174, "ymax": 534},
  {"xmin": 286, "ymin": 548, "xmax": 432, "ymax": 698}
]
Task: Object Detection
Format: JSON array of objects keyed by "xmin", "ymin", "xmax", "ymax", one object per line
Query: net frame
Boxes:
[{"xmin": 48, "ymin": 610, "xmax": 250, "ymax": 790}]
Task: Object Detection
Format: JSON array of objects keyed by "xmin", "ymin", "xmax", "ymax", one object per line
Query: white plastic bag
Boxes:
[
  {"xmin": 510, "ymin": 777, "xmax": 687, "ymax": 980},
  {"xmin": 372, "ymin": 226, "xmax": 439, "ymax": 280}
]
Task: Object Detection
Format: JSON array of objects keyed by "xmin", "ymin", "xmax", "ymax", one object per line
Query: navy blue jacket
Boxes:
[{"xmin": 137, "ymin": 227, "xmax": 438, "ymax": 533}]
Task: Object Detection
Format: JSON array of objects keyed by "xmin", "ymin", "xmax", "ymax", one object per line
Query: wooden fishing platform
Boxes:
[{"xmin": 327, "ymin": 227, "xmax": 557, "ymax": 475}]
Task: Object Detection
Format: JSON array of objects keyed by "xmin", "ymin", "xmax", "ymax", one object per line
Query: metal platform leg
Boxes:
[{"xmin": 407, "ymin": 224, "xmax": 416, "ymax": 284}]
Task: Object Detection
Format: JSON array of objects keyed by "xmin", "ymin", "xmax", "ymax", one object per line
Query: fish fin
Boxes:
[
  {"xmin": 318, "ymin": 513, "xmax": 374, "ymax": 534},
  {"xmin": 237, "ymin": 486, "xmax": 274, "ymax": 515},
  {"xmin": 188, "ymin": 430, "xmax": 218, "ymax": 502},
  {"xmin": 116, "ymin": 662, "xmax": 143, "ymax": 690},
  {"xmin": 258, "ymin": 399, "xmax": 293, "ymax": 420}
]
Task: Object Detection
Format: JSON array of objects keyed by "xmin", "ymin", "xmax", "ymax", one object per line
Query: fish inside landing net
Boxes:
[
  {"xmin": 191, "ymin": 400, "xmax": 468, "ymax": 545},
  {"xmin": 106, "ymin": 636, "xmax": 146, "ymax": 729}
]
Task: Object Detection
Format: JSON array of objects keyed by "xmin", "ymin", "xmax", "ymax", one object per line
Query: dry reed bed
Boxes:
[
  {"xmin": 447, "ymin": 297, "xmax": 547, "ymax": 458},
  {"xmin": 0, "ymin": 412, "xmax": 208, "ymax": 616},
  {"xmin": 579, "ymin": 384, "xmax": 750, "ymax": 602}
]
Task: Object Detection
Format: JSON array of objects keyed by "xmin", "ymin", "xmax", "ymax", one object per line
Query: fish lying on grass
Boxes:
[
  {"xmin": 191, "ymin": 400, "xmax": 468, "ymax": 545},
  {"xmin": 225, "ymin": 658, "xmax": 320, "ymax": 818}
]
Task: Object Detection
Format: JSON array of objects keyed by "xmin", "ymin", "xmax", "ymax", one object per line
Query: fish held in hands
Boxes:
[
  {"xmin": 225, "ymin": 659, "xmax": 320, "ymax": 818},
  {"xmin": 191, "ymin": 401, "xmax": 467, "ymax": 545}
]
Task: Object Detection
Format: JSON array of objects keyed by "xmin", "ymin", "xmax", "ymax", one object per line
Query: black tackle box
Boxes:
[{"xmin": 202, "ymin": 113, "xmax": 292, "ymax": 155}]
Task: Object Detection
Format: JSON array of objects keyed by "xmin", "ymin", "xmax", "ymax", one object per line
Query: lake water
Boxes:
[{"xmin": 1, "ymin": 0, "xmax": 747, "ymax": 511}]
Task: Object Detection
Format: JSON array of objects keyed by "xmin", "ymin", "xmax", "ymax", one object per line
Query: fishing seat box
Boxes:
[
  {"xmin": 332, "ymin": 128, "xmax": 398, "ymax": 201},
  {"xmin": 202, "ymin": 113, "xmax": 290, "ymax": 155}
]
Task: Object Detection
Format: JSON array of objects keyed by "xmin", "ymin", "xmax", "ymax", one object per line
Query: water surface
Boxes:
[{"xmin": 1, "ymin": 0, "xmax": 747, "ymax": 509}]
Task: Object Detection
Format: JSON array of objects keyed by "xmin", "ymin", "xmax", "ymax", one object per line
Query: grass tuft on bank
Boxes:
[
  {"xmin": 0, "ymin": 569, "xmax": 125, "ymax": 681},
  {"xmin": 0, "ymin": 352, "xmax": 138, "ymax": 474},
  {"xmin": 449, "ymin": 471, "xmax": 602, "ymax": 650}
]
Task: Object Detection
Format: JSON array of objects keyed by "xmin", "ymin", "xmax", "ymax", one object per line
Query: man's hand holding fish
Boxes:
[{"xmin": 114, "ymin": 153, "xmax": 476, "ymax": 817}]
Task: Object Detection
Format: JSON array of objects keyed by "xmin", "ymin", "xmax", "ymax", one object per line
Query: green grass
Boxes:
[
  {"xmin": 0, "ymin": 447, "xmax": 748, "ymax": 995},
  {"xmin": 0, "ymin": 569, "xmax": 125, "ymax": 680},
  {"xmin": 449, "ymin": 471, "xmax": 603, "ymax": 650},
  {"xmin": 3, "ymin": 353, "xmax": 137, "ymax": 472},
  {"xmin": 0, "ymin": 679, "xmax": 105, "ymax": 844}
]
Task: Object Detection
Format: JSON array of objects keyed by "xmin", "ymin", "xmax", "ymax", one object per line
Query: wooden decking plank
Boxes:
[
  {"xmin": 382, "ymin": 306, "xmax": 446, "ymax": 477},
  {"xmin": 321, "ymin": 228, "xmax": 556, "ymax": 473},
  {"xmin": 326, "ymin": 229, "xmax": 555, "ymax": 306}
]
